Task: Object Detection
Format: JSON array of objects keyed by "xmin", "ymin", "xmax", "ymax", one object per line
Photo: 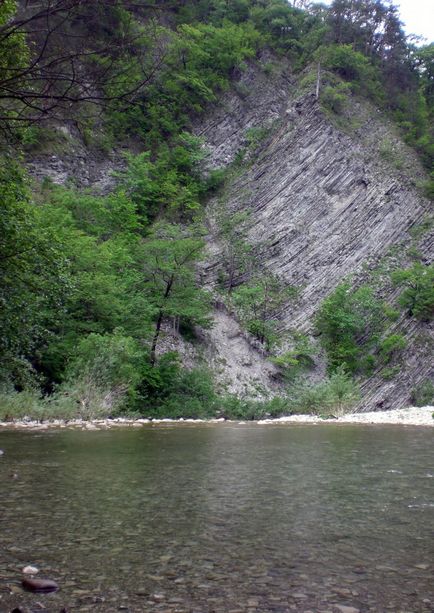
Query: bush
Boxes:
[
  {"xmin": 321, "ymin": 83, "xmax": 350, "ymax": 114},
  {"xmin": 270, "ymin": 334, "xmax": 316, "ymax": 381},
  {"xmin": 315, "ymin": 282, "xmax": 384, "ymax": 374},
  {"xmin": 381, "ymin": 366, "xmax": 401, "ymax": 380},
  {"xmin": 53, "ymin": 332, "xmax": 143, "ymax": 419},
  {"xmin": 289, "ymin": 368, "xmax": 360, "ymax": 416},
  {"xmin": 320, "ymin": 44, "xmax": 383, "ymax": 101},
  {"xmin": 391, "ymin": 263, "xmax": 434, "ymax": 321},
  {"xmin": 217, "ymin": 395, "xmax": 289, "ymax": 420},
  {"xmin": 136, "ymin": 352, "xmax": 217, "ymax": 418},
  {"xmin": 411, "ymin": 380, "xmax": 434, "ymax": 407},
  {"xmin": 379, "ymin": 334, "xmax": 406, "ymax": 363},
  {"xmin": 0, "ymin": 388, "xmax": 45, "ymax": 422}
]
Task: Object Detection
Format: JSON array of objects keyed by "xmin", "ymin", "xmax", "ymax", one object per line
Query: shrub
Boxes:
[
  {"xmin": 136, "ymin": 352, "xmax": 217, "ymax": 418},
  {"xmin": 315, "ymin": 282, "xmax": 384, "ymax": 374},
  {"xmin": 381, "ymin": 366, "xmax": 401, "ymax": 380},
  {"xmin": 52, "ymin": 332, "xmax": 143, "ymax": 419},
  {"xmin": 217, "ymin": 395, "xmax": 288, "ymax": 420},
  {"xmin": 379, "ymin": 334, "xmax": 407, "ymax": 363},
  {"xmin": 321, "ymin": 83, "xmax": 350, "ymax": 114},
  {"xmin": 411, "ymin": 380, "xmax": 434, "ymax": 407},
  {"xmin": 232, "ymin": 274, "xmax": 297, "ymax": 351},
  {"xmin": 0, "ymin": 388, "xmax": 44, "ymax": 422},
  {"xmin": 271, "ymin": 334, "xmax": 316, "ymax": 381},
  {"xmin": 289, "ymin": 368, "xmax": 360, "ymax": 417},
  {"xmin": 391, "ymin": 264, "xmax": 434, "ymax": 321},
  {"xmin": 320, "ymin": 44, "xmax": 382, "ymax": 101}
]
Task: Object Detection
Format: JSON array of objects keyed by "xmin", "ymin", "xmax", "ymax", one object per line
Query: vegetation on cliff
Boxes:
[{"xmin": 0, "ymin": 0, "xmax": 432, "ymax": 419}]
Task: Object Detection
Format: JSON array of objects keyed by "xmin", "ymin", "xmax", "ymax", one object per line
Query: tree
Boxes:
[
  {"xmin": 0, "ymin": 0, "xmax": 171, "ymax": 132},
  {"xmin": 315, "ymin": 282, "xmax": 384, "ymax": 373},
  {"xmin": 55, "ymin": 331, "xmax": 143, "ymax": 418},
  {"xmin": 0, "ymin": 157, "xmax": 73, "ymax": 388},
  {"xmin": 391, "ymin": 263, "xmax": 434, "ymax": 321},
  {"xmin": 140, "ymin": 223, "xmax": 211, "ymax": 365},
  {"xmin": 217, "ymin": 208, "xmax": 252, "ymax": 293},
  {"xmin": 231, "ymin": 272, "xmax": 296, "ymax": 351}
]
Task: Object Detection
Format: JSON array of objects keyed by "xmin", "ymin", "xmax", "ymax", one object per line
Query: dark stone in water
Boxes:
[{"xmin": 22, "ymin": 577, "xmax": 59, "ymax": 593}]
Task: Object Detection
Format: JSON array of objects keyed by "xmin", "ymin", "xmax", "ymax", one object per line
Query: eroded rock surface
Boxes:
[{"xmin": 196, "ymin": 64, "xmax": 432, "ymax": 409}]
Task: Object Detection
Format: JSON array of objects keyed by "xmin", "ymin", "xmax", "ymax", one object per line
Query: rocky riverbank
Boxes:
[
  {"xmin": 257, "ymin": 406, "xmax": 434, "ymax": 426},
  {"xmin": 0, "ymin": 407, "xmax": 432, "ymax": 430}
]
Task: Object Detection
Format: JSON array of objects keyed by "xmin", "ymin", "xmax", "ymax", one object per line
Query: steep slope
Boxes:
[
  {"xmin": 23, "ymin": 57, "xmax": 432, "ymax": 410},
  {"xmin": 195, "ymin": 61, "xmax": 433, "ymax": 410}
]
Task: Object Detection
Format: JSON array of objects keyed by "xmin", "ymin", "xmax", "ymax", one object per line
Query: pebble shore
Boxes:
[
  {"xmin": 0, "ymin": 407, "xmax": 432, "ymax": 430},
  {"xmin": 257, "ymin": 406, "xmax": 434, "ymax": 426}
]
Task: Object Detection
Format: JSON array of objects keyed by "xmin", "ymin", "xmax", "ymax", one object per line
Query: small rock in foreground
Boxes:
[
  {"xmin": 22, "ymin": 577, "xmax": 59, "ymax": 593},
  {"xmin": 22, "ymin": 565, "xmax": 39, "ymax": 574}
]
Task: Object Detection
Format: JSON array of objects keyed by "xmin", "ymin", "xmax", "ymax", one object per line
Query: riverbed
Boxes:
[{"xmin": 1, "ymin": 424, "xmax": 433, "ymax": 612}]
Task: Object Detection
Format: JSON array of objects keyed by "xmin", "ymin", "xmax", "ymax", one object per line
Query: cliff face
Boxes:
[
  {"xmin": 194, "ymin": 60, "xmax": 433, "ymax": 409},
  {"xmin": 26, "ymin": 58, "xmax": 432, "ymax": 409}
]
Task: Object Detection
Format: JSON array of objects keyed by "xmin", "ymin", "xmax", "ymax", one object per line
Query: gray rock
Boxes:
[{"xmin": 195, "ymin": 59, "xmax": 432, "ymax": 408}]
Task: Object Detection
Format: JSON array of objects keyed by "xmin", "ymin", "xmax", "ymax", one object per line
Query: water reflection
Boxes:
[{"xmin": 0, "ymin": 424, "xmax": 433, "ymax": 611}]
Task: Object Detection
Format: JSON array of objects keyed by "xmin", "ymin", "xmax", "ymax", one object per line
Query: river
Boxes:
[{"xmin": 0, "ymin": 423, "xmax": 433, "ymax": 612}]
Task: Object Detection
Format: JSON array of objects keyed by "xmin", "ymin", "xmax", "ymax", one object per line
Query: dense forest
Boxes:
[{"xmin": 0, "ymin": 0, "xmax": 433, "ymax": 420}]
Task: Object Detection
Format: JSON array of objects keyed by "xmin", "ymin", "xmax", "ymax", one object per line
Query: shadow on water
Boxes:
[{"xmin": 0, "ymin": 424, "xmax": 433, "ymax": 611}]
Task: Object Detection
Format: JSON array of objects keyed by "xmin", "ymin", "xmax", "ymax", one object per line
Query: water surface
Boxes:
[{"xmin": 0, "ymin": 424, "xmax": 433, "ymax": 612}]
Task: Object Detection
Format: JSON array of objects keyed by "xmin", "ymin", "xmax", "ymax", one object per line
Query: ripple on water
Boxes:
[{"xmin": 0, "ymin": 424, "xmax": 433, "ymax": 612}]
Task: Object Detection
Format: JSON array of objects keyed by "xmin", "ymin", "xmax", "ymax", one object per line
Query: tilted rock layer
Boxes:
[
  {"xmin": 195, "ymin": 61, "xmax": 433, "ymax": 409},
  {"xmin": 26, "ymin": 58, "xmax": 432, "ymax": 409}
]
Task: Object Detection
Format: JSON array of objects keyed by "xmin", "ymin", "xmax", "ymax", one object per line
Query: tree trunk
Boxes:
[
  {"xmin": 150, "ymin": 310, "xmax": 164, "ymax": 367},
  {"xmin": 149, "ymin": 274, "xmax": 174, "ymax": 366}
]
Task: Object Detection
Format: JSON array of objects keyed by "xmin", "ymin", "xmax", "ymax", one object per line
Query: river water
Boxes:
[{"xmin": 0, "ymin": 423, "xmax": 433, "ymax": 612}]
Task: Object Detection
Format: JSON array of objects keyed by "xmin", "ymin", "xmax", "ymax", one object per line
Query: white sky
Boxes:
[
  {"xmin": 396, "ymin": 0, "xmax": 434, "ymax": 43},
  {"xmin": 316, "ymin": 0, "xmax": 434, "ymax": 43}
]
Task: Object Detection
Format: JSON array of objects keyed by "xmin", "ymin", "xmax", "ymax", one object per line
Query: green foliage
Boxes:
[
  {"xmin": 289, "ymin": 368, "xmax": 360, "ymax": 416},
  {"xmin": 1, "ymin": 0, "xmax": 434, "ymax": 420},
  {"xmin": 381, "ymin": 366, "xmax": 401, "ymax": 380},
  {"xmin": 411, "ymin": 380, "xmax": 434, "ymax": 407},
  {"xmin": 217, "ymin": 208, "xmax": 253, "ymax": 292},
  {"xmin": 320, "ymin": 44, "xmax": 382, "ymax": 100},
  {"xmin": 217, "ymin": 395, "xmax": 289, "ymax": 421},
  {"xmin": 53, "ymin": 332, "xmax": 143, "ymax": 418},
  {"xmin": 321, "ymin": 83, "xmax": 351, "ymax": 114},
  {"xmin": 0, "ymin": 158, "xmax": 70, "ymax": 388},
  {"xmin": 118, "ymin": 135, "xmax": 206, "ymax": 223},
  {"xmin": 270, "ymin": 333, "xmax": 316, "ymax": 381},
  {"xmin": 0, "ymin": 385, "xmax": 45, "ymax": 421},
  {"xmin": 391, "ymin": 264, "xmax": 434, "ymax": 321},
  {"xmin": 140, "ymin": 223, "xmax": 211, "ymax": 363},
  {"xmin": 135, "ymin": 352, "xmax": 216, "ymax": 418},
  {"xmin": 0, "ymin": 1, "xmax": 29, "ymax": 128},
  {"xmin": 232, "ymin": 273, "xmax": 297, "ymax": 350},
  {"xmin": 244, "ymin": 125, "xmax": 270, "ymax": 149},
  {"xmin": 107, "ymin": 20, "xmax": 262, "ymax": 143},
  {"xmin": 315, "ymin": 282, "xmax": 384, "ymax": 374},
  {"xmin": 379, "ymin": 334, "xmax": 406, "ymax": 363}
]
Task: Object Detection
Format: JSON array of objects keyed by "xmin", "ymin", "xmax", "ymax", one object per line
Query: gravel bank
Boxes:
[
  {"xmin": 0, "ymin": 407, "xmax": 433, "ymax": 430},
  {"xmin": 257, "ymin": 406, "xmax": 434, "ymax": 426}
]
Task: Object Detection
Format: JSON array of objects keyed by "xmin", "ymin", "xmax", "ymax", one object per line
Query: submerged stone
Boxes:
[
  {"xmin": 22, "ymin": 577, "xmax": 59, "ymax": 593},
  {"xmin": 22, "ymin": 565, "xmax": 39, "ymax": 574}
]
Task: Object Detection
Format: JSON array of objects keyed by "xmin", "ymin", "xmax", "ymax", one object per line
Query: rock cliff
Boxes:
[
  {"xmin": 194, "ymin": 60, "xmax": 433, "ymax": 409},
  {"xmin": 26, "ymin": 58, "xmax": 433, "ymax": 409}
]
